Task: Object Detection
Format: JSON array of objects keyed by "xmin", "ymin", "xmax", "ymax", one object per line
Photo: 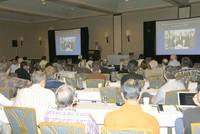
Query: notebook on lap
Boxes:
[{"xmin": 177, "ymin": 92, "xmax": 196, "ymax": 111}]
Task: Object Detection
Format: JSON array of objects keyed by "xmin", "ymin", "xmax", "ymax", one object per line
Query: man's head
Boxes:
[
  {"xmin": 164, "ymin": 66, "xmax": 177, "ymax": 80},
  {"xmin": 149, "ymin": 60, "xmax": 158, "ymax": 69},
  {"xmin": 20, "ymin": 61, "xmax": 29, "ymax": 69},
  {"xmin": 0, "ymin": 63, "xmax": 9, "ymax": 73},
  {"xmin": 79, "ymin": 60, "xmax": 87, "ymax": 68},
  {"xmin": 170, "ymin": 54, "xmax": 177, "ymax": 61},
  {"xmin": 55, "ymin": 84, "xmax": 75, "ymax": 108},
  {"xmin": 45, "ymin": 66, "xmax": 56, "ymax": 79},
  {"xmin": 31, "ymin": 71, "xmax": 46, "ymax": 87},
  {"xmin": 121, "ymin": 79, "xmax": 142, "ymax": 101},
  {"xmin": 101, "ymin": 59, "xmax": 108, "ymax": 67},
  {"xmin": 162, "ymin": 58, "xmax": 169, "ymax": 66},
  {"xmin": 92, "ymin": 61, "xmax": 100, "ymax": 72},
  {"xmin": 127, "ymin": 60, "xmax": 138, "ymax": 72},
  {"xmin": 181, "ymin": 57, "xmax": 191, "ymax": 67}
]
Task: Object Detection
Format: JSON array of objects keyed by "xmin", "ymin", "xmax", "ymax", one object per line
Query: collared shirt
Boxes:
[
  {"xmin": 0, "ymin": 93, "xmax": 13, "ymax": 106},
  {"xmin": 45, "ymin": 78, "xmax": 65, "ymax": 89},
  {"xmin": 0, "ymin": 74, "xmax": 29, "ymax": 98},
  {"xmin": 153, "ymin": 79, "xmax": 185, "ymax": 104},
  {"xmin": 104, "ymin": 103, "xmax": 160, "ymax": 134},
  {"xmin": 44, "ymin": 108, "xmax": 99, "ymax": 134},
  {"xmin": 168, "ymin": 59, "xmax": 181, "ymax": 67},
  {"xmin": 14, "ymin": 84, "xmax": 56, "ymax": 123}
]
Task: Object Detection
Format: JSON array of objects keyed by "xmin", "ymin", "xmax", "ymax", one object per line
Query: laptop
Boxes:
[{"xmin": 177, "ymin": 92, "xmax": 197, "ymax": 112}]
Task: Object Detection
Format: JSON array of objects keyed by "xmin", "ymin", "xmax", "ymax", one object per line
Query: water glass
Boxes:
[{"xmin": 103, "ymin": 96, "xmax": 108, "ymax": 106}]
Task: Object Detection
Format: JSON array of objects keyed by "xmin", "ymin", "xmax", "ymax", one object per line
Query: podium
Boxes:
[{"xmin": 88, "ymin": 50, "xmax": 101, "ymax": 60}]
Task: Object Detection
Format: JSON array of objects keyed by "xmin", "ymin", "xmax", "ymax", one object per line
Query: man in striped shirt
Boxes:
[{"xmin": 44, "ymin": 84, "xmax": 99, "ymax": 134}]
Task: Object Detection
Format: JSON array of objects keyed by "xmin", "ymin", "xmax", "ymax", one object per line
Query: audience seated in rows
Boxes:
[
  {"xmin": 104, "ymin": 79, "xmax": 160, "ymax": 134},
  {"xmin": 45, "ymin": 66, "xmax": 65, "ymax": 89},
  {"xmin": 74, "ymin": 60, "xmax": 91, "ymax": 73},
  {"xmin": 175, "ymin": 82, "xmax": 200, "ymax": 134},
  {"xmin": 150, "ymin": 66, "xmax": 185, "ymax": 104},
  {"xmin": 14, "ymin": 71, "xmax": 57, "ymax": 123},
  {"xmin": 177, "ymin": 56, "xmax": 200, "ymax": 82},
  {"xmin": 100, "ymin": 59, "xmax": 112, "ymax": 74},
  {"xmin": 121, "ymin": 60, "xmax": 144, "ymax": 85},
  {"xmin": 168, "ymin": 54, "xmax": 181, "ymax": 67},
  {"xmin": 0, "ymin": 62, "xmax": 29, "ymax": 98},
  {"xmin": 44, "ymin": 84, "xmax": 99, "ymax": 134},
  {"xmin": 15, "ymin": 61, "xmax": 31, "ymax": 81},
  {"xmin": 86, "ymin": 61, "xmax": 106, "ymax": 82},
  {"xmin": 145, "ymin": 60, "xmax": 163, "ymax": 79}
]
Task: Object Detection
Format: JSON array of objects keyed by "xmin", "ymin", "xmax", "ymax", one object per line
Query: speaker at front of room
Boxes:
[{"xmin": 12, "ymin": 40, "xmax": 18, "ymax": 47}]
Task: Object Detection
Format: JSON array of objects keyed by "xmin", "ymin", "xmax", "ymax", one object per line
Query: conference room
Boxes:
[{"xmin": 1, "ymin": 0, "xmax": 200, "ymax": 134}]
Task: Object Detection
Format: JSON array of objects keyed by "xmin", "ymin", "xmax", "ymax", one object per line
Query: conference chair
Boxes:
[
  {"xmin": 64, "ymin": 77, "xmax": 77, "ymax": 88},
  {"xmin": 4, "ymin": 106, "xmax": 38, "ymax": 134},
  {"xmin": 116, "ymin": 73, "xmax": 127, "ymax": 81},
  {"xmin": 165, "ymin": 89, "xmax": 189, "ymax": 105},
  {"xmin": 102, "ymin": 127, "xmax": 153, "ymax": 134},
  {"xmin": 0, "ymin": 88, "xmax": 10, "ymax": 99},
  {"xmin": 99, "ymin": 87, "xmax": 121, "ymax": 103},
  {"xmin": 176, "ymin": 73, "xmax": 191, "ymax": 89},
  {"xmin": 39, "ymin": 122, "xmax": 84, "ymax": 134},
  {"xmin": 86, "ymin": 79, "xmax": 105, "ymax": 88},
  {"xmin": 191, "ymin": 123, "xmax": 200, "ymax": 134},
  {"xmin": 102, "ymin": 74, "xmax": 110, "ymax": 81},
  {"xmin": 148, "ymin": 76, "xmax": 165, "ymax": 89}
]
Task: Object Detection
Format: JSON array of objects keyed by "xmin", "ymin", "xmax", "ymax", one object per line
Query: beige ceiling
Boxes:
[{"xmin": 0, "ymin": 0, "xmax": 199, "ymax": 23}]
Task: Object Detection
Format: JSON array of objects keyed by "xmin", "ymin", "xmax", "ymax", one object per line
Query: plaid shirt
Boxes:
[
  {"xmin": 177, "ymin": 67, "xmax": 200, "ymax": 82},
  {"xmin": 0, "ymin": 74, "xmax": 29, "ymax": 98},
  {"xmin": 44, "ymin": 108, "xmax": 99, "ymax": 134}
]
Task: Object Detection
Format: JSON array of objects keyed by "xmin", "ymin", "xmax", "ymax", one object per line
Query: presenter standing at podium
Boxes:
[{"xmin": 95, "ymin": 42, "xmax": 102, "ymax": 58}]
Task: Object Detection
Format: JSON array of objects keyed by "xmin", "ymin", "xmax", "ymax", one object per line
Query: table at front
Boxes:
[
  {"xmin": 75, "ymin": 102, "xmax": 182, "ymax": 134},
  {"xmin": 107, "ymin": 55, "xmax": 129, "ymax": 65}
]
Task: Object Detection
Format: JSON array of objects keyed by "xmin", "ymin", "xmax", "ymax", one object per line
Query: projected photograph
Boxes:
[
  {"xmin": 60, "ymin": 37, "xmax": 76, "ymax": 51},
  {"xmin": 164, "ymin": 29, "xmax": 195, "ymax": 50}
]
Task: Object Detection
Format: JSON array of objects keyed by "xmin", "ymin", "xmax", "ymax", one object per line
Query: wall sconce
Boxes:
[
  {"xmin": 126, "ymin": 30, "xmax": 130, "ymax": 42},
  {"xmin": 104, "ymin": 32, "xmax": 109, "ymax": 44},
  {"xmin": 19, "ymin": 36, "xmax": 24, "ymax": 46},
  {"xmin": 38, "ymin": 36, "xmax": 42, "ymax": 46}
]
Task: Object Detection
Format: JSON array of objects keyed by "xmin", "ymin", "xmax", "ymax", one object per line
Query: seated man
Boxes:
[
  {"xmin": 44, "ymin": 84, "xmax": 99, "ymax": 134},
  {"xmin": 45, "ymin": 66, "xmax": 64, "ymax": 89},
  {"xmin": 74, "ymin": 59, "xmax": 91, "ymax": 73},
  {"xmin": 121, "ymin": 60, "xmax": 143, "ymax": 85},
  {"xmin": 175, "ymin": 82, "xmax": 200, "ymax": 134},
  {"xmin": 144, "ymin": 60, "xmax": 163, "ymax": 79},
  {"xmin": 0, "ymin": 62, "xmax": 30, "ymax": 98},
  {"xmin": 86, "ymin": 61, "xmax": 106, "ymax": 82},
  {"xmin": 100, "ymin": 59, "xmax": 112, "ymax": 74},
  {"xmin": 15, "ymin": 71, "xmax": 56, "ymax": 123},
  {"xmin": 168, "ymin": 54, "xmax": 181, "ymax": 67},
  {"xmin": 151, "ymin": 66, "xmax": 185, "ymax": 104},
  {"xmin": 15, "ymin": 61, "xmax": 31, "ymax": 81},
  {"xmin": 104, "ymin": 79, "xmax": 159, "ymax": 134}
]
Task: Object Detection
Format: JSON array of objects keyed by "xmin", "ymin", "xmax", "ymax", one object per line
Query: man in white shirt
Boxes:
[
  {"xmin": 151, "ymin": 66, "xmax": 185, "ymax": 104},
  {"xmin": 168, "ymin": 54, "xmax": 181, "ymax": 67},
  {"xmin": 15, "ymin": 71, "xmax": 56, "ymax": 123},
  {"xmin": 39, "ymin": 56, "xmax": 48, "ymax": 69}
]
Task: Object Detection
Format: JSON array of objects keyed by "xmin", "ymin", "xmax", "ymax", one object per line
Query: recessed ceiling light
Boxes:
[{"xmin": 125, "ymin": 0, "xmax": 129, "ymax": 2}]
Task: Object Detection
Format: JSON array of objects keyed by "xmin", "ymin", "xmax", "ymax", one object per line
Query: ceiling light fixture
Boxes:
[{"xmin": 41, "ymin": 0, "xmax": 46, "ymax": 5}]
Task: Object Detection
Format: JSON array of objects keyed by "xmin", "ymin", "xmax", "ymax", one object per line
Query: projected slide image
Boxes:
[
  {"xmin": 60, "ymin": 37, "xmax": 76, "ymax": 52},
  {"xmin": 164, "ymin": 29, "xmax": 195, "ymax": 50}
]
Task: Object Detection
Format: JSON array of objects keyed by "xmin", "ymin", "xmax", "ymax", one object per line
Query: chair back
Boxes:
[
  {"xmin": 64, "ymin": 78, "xmax": 77, "ymax": 88},
  {"xmin": 176, "ymin": 73, "xmax": 191, "ymax": 89},
  {"xmin": 4, "ymin": 106, "xmax": 38, "ymax": 134},
  {"xmin": 99, "ymin": 87, "xmax": 121, "ymax": 103},
  {"xmin": 116, "ymin": 73, "xmax": 127, "ymax": 81},
  {"xmin": 165, "ymin": 89, "xmax": 189, "ymax": 105},
  {"xmin": 39, "ymin": 122, "xmax": 84, "ymax": 134},
  {"xmin": 102, "ymin": 74, "xmax": 110, "ymax": 81},
  {"xmin": 148, "ymin": 76, "xmax": 165, "ymax": 89},
  {"xmin": 0, "ymin": 88, "xmax": 10, "ymax": 99},
  {"xmin": 191, "ymin": 123, "xmax": 200, "ymax": 134},
  {"xmin": 102, "ymin": 127, "xmax": 153, "ymax": 134},
  {"xmin": 86, "ymin": 79, "xmax": 105, "ymax": 88}
]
